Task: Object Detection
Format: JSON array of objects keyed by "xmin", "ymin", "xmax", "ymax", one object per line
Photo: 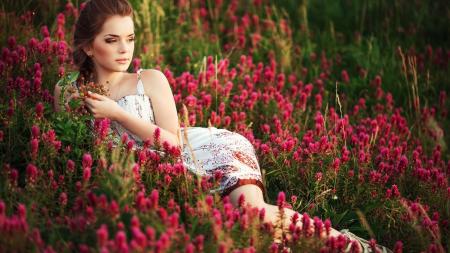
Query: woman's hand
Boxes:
[{"xmin": 84, "ymin": 91, "xmax": 123, "ymax": 121}]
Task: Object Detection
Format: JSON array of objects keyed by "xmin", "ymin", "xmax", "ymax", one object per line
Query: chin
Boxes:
[
  {"xmin": 110, "ymin": 65, "xmax": 130, "ymax": 72},
  {"xmin": 119, "ymin": 66, "xmax": 130, "ymax": 72}
]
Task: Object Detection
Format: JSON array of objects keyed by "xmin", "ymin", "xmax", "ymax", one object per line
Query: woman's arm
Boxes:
[
  {"xmin": 140, "ymin": 69, "xmax": 180, "ymax": 145},
  {"xmin": 84, "ymin": 69, "xmax": 181, "ymax": 148},
  {"xmin": 53, "ymin": 84, "xmax": 63, "ymax": 112},
  {"xmin": 114, "ymin": 107, "xmax": 180, "ymax": 147}
]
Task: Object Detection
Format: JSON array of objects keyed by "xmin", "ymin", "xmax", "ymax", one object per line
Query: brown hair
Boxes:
[{"xmin": 73, "ymin": 0, "xmax": 133, "ymax": 84}]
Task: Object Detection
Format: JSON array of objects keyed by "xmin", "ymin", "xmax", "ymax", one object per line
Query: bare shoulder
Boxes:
[{"xmin": 139, "ymin": 69, "xmax": 171, "ymax": 93}]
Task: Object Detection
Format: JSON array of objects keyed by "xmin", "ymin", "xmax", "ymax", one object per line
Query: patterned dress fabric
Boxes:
[
  {"xmin": 75, "ymin": 69, "xmax": 264, "ymax": 196},
  {"xmin": 109, "ymin": 71, "xmax": 156, "ymax": 147}
]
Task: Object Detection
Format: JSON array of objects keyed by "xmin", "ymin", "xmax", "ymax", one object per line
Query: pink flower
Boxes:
[
  {"xmin": 131, "ymin": 226, "xmax": 147, "ymax": 249},
  {"xmin": 349, "ymin": 240, "xmax": 361, "ymax": 253},
  {"xmin": 277, "ymin": 191, "xmax": 285, "ymax": 208},
  {"xmin": 127, "ymin": 140, "xmax": 135, "ymax": 151},
  {"xmin": 238, "ymin": 194, "xmax": 246, "ymax": 207},
  {"xmin": 158, "ymin": 207, "xmax": 167, "ymax": 221},
  {"xmin": 28, "ymin": 37, "xmax": 39, "ymax": 50},
  {"xmin": 7, "ymin": 36, "xmax": 17, "ymax": 48},
  {"xmin": 26, "ymin": 163, "xmax": 38, "ymax": 183},
  {"xmin": 17, "ymin": 203, "xmax": 26, "ymax": 218},
  {"xmin": 135, "ymin": 191, "xmax": 146, "ymax": 211},
  {"xmin": 132, "ymin": 58, "xmax": 141, "ymax": 72},
  {"xmin": 341, "ymin": 70, "xmax": 350, "ymax": 83},
  {"xmin": 150, "ymin": 189, "xmax": 159, "ymax": 209},
  {"xmin": 109, "ymin": 201, "xmax": 120, "ymax": 218},
  {"xmin": 332, "ymin": 158, "xmax": 341, "ymax": 173},
  {"xmin": 393, "ymin": 241, "xmax": 403, "ymax": 253},
  {"xmin": 251, "ymin": 33, "xmax": 262, "ymax": 48},
  {"xmin": 31, "ymin": 125, "xmax": 40, "ymax": 138},
  {"xmin": 315, "ymin": 172, "xmax": 323, "ymax": 182},
  {"xmin": 30, "ymin": 138, "xmax": 39, "ymax": 160},
  {"xmin": 96, "ymin": 224, "xmax": 109, "ymax": 247},
  {"xmin": 324, "ymin": 218, "xmax": 331, "ymax": 235},
  {"xmin": 121, "ymin": 132, "xmax": 129, "ymax": 144},
  {"xmin": 348, "ymin": 169, "xmax": 355, "ymax": 178},
  {"xmin": 67, "ymin": 159, "xmax": 75, "ymax": 173},
  {"xmin": 59, "ymin": 192, "xmax": 68, "ymax": 206},
  {"xmin": 83, "ymin": 167, "xmax": 91, "ymax": 182},
  {"xmin": 194, "ymin": 234, "xmax": 204, "ymax": 252},
  {"xmin": 0, "ymin": 200, "xmax": 5, "ymax": 217},
  {"xmin": 315, "ymin": 94, "xmax": 323, "ymax": 110},
  {"xmin": 10, "ymin": 169, "xmax": 18, "ymax": 185},
  {"xmin": 391, "ymin": 184, "xmax": 400, "ymax": 198},
  {"xmin": 115, "ymin": 230, "xmax": 128, "ymax": 252},
  {"xmin": 82, "ymin": 153, "xmax": 92, "ymax": 169},
  {"xmin": 185, "ymin": 95, "xmax": 197, "ymax": 107},
  {"xmin": 7, "ymin": 99, "xmax": 15, "ymax": 117},
  {"xmin": 58, "ymin": 66, "xmax": 65, "ymax": 77},
  {"xmin": 396, "ymin": 155, "xmax": 408, "ymax": 174},
  {"xmin": 374, "ymin": 75, "xmax": 382, "ymax": 87},
  {"xmin": 146, "ymin": 226, "xmax": 155, "ymax": 241},
  {"xmin": 40, "ymin": 26, "xmax": 50, "ymax": 38},
  {"xmin": 35, "ymin": 102, "xmax": 44, "ymax": 118},
  {"xmin": 301, "ymin": 213, "xmax": 311, "ymax": 236},
  {"xmin": 164, "ymin": 174, "xmax": 172, "ymax": 185},
  {"xmin": 80, "ymin": 2, "xmax": 87, "ymax": 11},
  {"xmin": 56, "ymin": 13, "xmax": 65, "ymax": 26},
  {"xmin": 313, "ymin": 216, "xmax": 323, "ymax": 237},
  {"xmin": 240, "ymin": 213, "xmax": 249, "ymax": 230},
  {"xmin": 223, "ymin": 116, "xmax": 231, "ymax": 127},
  {"xmin": 205, "ymin": 195, "xmax": 214, "ymax": 208},
  {"xmin": 56, "ymin": 27, "xmax": 65, "ymax": 41},
  {"xmin": 17, "ymin": 46, "xmax": 26, "ymax": 62},
  {"xmin": 153, "ymin": 128, "xmax": 160, "ymax": 145}
]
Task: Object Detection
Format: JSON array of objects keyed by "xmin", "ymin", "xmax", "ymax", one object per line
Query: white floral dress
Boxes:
[{"xmin": 71, "ymin": 69, "xmax": 264, "ymax": 196}]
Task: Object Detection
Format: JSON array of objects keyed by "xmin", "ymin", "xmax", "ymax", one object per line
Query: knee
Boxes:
[{"xmin": 227, "ymin": 184, "xmax": 266, "ymax": 208}]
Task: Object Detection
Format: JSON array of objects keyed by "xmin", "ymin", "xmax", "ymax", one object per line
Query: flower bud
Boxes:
[
  {"xmin": 82, "ymin": 153, "xmax": 92, "ymax": 169},
  {"xmin": 277, "ymin": 191, "xmax": 286, "ymax": 208},
  {"xmin": 35, "ymin": 102, "xmax": 44, "ymax": 118},
  {"xmin": 26, "ymin": 163, "xmax": 38, "ymax": 184},
  {"xmin": 59, "ymin": 192, "xmax": 68, "ymax": 206},
  {"xmin": 83, "ymin": 167, "xmax": 91, "ymax": 182}
]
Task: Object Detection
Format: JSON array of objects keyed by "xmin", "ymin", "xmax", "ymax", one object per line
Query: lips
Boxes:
[{"xmin": 115, "ymin": 58, "xmax": 129, "ymax": 64}]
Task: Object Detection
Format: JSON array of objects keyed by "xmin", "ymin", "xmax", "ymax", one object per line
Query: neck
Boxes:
[{"xmin": 95, "ymin": 69, "xmax": 125, "ymax": 90}]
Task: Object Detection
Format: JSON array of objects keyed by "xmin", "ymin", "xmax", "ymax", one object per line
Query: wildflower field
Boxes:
[{"xmin": 0, "ymin": 0, "xmax": 449, "ymax": 252}]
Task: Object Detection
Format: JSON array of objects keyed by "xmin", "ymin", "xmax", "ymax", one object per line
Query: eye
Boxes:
[
  {"xmin": 128, "ymin": 37, "xmax": 135, "ymax": 42},
  {"xmin": 105, "ymin": 38, "xmax": 116, "ymax": 43}
]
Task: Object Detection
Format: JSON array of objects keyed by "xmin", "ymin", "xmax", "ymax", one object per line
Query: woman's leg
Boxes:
[{"xmin": 227, "ymin": 184, "xmax": 357, "ymax": 247}]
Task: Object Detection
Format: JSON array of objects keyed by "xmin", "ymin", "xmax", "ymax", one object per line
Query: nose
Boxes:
[{"xmin": 118, "ymin": 40, "xmax": 130, "ymax": 54}]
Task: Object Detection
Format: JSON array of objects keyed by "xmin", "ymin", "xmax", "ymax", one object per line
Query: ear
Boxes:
[{"xmin": 83, "ymin": 45, "xmax": 93, "ymax": 57}]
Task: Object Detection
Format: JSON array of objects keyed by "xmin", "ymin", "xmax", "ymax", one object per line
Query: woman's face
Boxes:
[{"xmin": 85, "ymin": 15, "xmax": 135, "ymax": 73}]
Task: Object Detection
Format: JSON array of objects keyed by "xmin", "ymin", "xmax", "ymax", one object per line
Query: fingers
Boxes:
[
  {"xmin": 87, "ymin": 91, "xmax": 105, "ymax": 100},
  {"xmin": 84, "ymin": 97, "xmax": 107, "ymax": 119},
  {"xmin": 84, "ymin": 99, "xmax": 98, "ymax": 117},
  {"xmin": 70, "ymin": 94, "xmax": 80, "ymax": 100},
  {"xmin": 84, "ymin": 97, "xmax": 95, "ymax": 106}
]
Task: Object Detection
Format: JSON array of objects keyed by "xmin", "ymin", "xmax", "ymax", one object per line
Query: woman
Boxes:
[{"xmin": 54, "ymin": 0, "xmax": 391, "ymax": 252}]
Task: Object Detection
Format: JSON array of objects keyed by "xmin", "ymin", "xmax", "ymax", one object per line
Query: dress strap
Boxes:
[{"xmin": 136, "ymin": 68, "xmax": 145, "ymax": 95}]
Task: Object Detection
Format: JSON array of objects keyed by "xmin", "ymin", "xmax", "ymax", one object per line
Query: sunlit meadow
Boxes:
[{"xmin": 0, "ymin": 0, "xmax": 449, "ymax": 252}]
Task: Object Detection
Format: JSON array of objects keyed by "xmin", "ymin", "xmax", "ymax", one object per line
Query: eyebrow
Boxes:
[{"xmin": 104, "ymin": 33, "xmax": 135, "ymax": 38}]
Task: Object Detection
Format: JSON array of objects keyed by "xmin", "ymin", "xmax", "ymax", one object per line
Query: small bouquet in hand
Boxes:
[
  {"xmin": 57, "ymin": 72, "xmax": 108, "ymax": 117},
  {"xmin": 76, "ymin": 77, "xmax": 109, "ymax": 115}
]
